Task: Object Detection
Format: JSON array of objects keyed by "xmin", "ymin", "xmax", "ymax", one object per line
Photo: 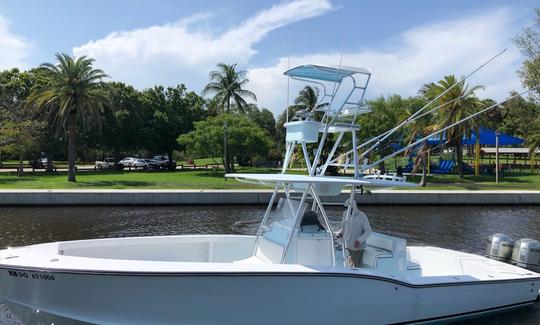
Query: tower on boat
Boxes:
[
  {"xmin": 0, "ymin": 64, "xmax": 538, "ymax": 325},
  {"xmin": 229, "ymin": 64, "xmax": 411, "ymax": 267}
]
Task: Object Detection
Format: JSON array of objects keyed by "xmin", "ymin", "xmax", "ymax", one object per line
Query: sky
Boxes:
[{"xmin": 0, "ymin": 0, "xmax": 537, "ymax": 115}]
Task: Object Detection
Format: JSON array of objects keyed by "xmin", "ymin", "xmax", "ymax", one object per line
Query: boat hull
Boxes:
[{"xmin": 0, "ymin": 267, "xmax": 538, "ymax": 324}]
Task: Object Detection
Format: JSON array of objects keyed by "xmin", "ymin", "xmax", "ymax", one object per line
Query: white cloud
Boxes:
[
  {"xmin": 73, "ymin": 0, "xmax": 333, "ymax": 90},
  {"xmin": 249, "ymin": 8, "xmax": 524, "ymax": 115},
  {"xmin": 73, "ymin": 4, "xmax": 524, "ymax": 116},
  {"xmin": 0, "ymin": 15, "xmax": 31, "ymax": 70}
]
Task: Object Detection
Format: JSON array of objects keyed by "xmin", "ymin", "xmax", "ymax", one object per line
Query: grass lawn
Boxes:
[
  {"xmin": 177, "ymin": 157, "xmax": 222, "ymax": 166},
  {"xmin": 401, "ymin": 173, "xmax": 540, "ymax": 190},
  {"xmin": 0, "ymin": 168, "xmax": 274, "ymax": 189},
  {"xmin": 0, "ymin": 168, "xmax": 538, "ymax": 190}
]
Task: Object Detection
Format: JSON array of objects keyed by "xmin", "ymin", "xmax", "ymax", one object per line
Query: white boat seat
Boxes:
[
  {"xmin": 362, "ymin": 246, "xmax": 392, "ymax": 268},
  {"xmin": 361, "ymin": 233, "xmax": 409, "ymax": 269},
  {"xmin": 366, "ymin": 234, "xmax": 395, "ymax": 252}
]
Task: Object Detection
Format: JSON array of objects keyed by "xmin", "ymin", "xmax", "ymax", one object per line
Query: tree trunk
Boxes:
[
  {"xmin": 167, "ymin": 149, "xmax": 174, "ymax": 170},
  {"xmin": 222, "ymin": 99, "xmax": 231, "ymax": 174},
  {"xmin": 113, "ymin": 147, "xmax": 118, "ymax": 169},
  {"xmin": 420, "ymin": 144, "xmax": 427, "ymax": 187},
  {"xmin": 18, "ymin": 150, "xmax": 24, "ymax": 177},
  {"xmin": 67, "ymin": 114, "xmax": 77, "ymax": 182},
  {"xmin": 456, "ymin": 142, "xmax": 464, "ymax": 179},
  {"xmin": 46, "ymin": 152, "xmax": 54, "ymax": 172}
]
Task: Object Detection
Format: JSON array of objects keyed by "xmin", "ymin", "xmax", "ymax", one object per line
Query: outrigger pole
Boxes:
[
  {"xmin": 286, "ymin": 25, "xmax": 291, "ymax": 123},
  {"xmin": 363, "ymin": 85, "xmax": 540, "ymax": 171},
  {"xmin": 326, "ymin": 95, "xmax": 467, "ymax": 168},
  {"xmin": 330, "ymin": 49, "xmax": 508, "ymax": 166}
]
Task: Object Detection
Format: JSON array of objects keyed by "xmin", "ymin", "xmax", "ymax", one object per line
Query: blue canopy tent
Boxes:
[
  {"xmin": 424, "ymin": 128, "xmax": 524, "ymax": 176},
  {"xmin": 465, "ymin": 128, "xmax": 524, "ymax": 146},
  {"xmin": 426, "ymin": 127, "xmax": 524, "ymax": 146}
]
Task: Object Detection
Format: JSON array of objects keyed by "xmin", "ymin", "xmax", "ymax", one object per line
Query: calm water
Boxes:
[{"xmin": 0, "ymin": 205, "xmax": 538, "ymax": 324}]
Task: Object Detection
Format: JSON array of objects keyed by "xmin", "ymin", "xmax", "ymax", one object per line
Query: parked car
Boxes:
[
  {"xmin": 152, "ymin": 155, "xmax": 177, "ymax": 170},
  {"xmin": 143, "ymin": 158, "xmax": 159, "ymax": 169},
  {"xmin": 135, "ymin": 159, "xmax": 150, "ymax": 169},
  {"xmin": 95, "ymin": 158, "xmax": 116, "ymax": 170},
  {"xmin": 31, "ymin": 158, "xmax": 54, "ymax": 170},
  {"xmin": 119, "ymin": 157, "xmax": 146, "ymax": 168}
]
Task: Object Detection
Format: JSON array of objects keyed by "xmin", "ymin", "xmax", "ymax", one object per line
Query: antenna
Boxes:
[
  {"xmin": 338, "ymin": 24, "xmax": 349, "ymax": 70},
  {"xmin": 330, "ymin": 23, "xmax": 350, "ymax": 99},
  {"xmin": 286, "ymin": 25, "xmax": 291, "ymax": 123}
]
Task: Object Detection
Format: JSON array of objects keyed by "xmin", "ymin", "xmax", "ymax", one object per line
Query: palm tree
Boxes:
[
  {"xmin": 294, "ymin": 86, "xmax": 321, "ymax": 110},
  {"xmin": 203, "ymin": 63, "xmax": 256, "ymax": 173},
  {"xmin": 202, "ymin": 63, "xmax": 256, "ymax": 114},
  {"xmin": 27, "ymin": 53, "xmax": 109, "ymax": 182},
  {"xmin": 292, "ymin": 86, "xmax": 329, "ymax": 118},
  {"xmin": 420, "ymin": 75, "xmax": 484, "ymax": 178},
  {"xmin": 405, "ymin": 115, "xmax": 436, "ymax": 187}
]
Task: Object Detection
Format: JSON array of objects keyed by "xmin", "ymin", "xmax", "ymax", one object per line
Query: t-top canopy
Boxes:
[{"xmin": 284, "ymin": 64, "xmax": 371, "ymax": 82}]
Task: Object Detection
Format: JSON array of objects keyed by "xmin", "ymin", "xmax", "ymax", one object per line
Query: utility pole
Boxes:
[
  {"xmin": 495, "ymin": 130, "xmax": 499, "ymax": 184},
  {"xmin": 224, "ymin": 122, "xmax": 228, "ymax": 178}
]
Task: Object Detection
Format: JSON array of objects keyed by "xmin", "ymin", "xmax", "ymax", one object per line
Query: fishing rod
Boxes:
[
  {"xmin": 325, "ymin": 49, "xmax": 507, "ymax": 170},
  {"xmin": 326, "ymin": 94, "xmax": 466, "ymax": 167},
  {"xmin": 362, "ymin": 85, "xmax": 539, "ymax": 172},
  {"xmin": 286, "ymin": 25, "xmax": 291, "ymax": 123},
  {"xmin": 357, "ymin": 48, "xmax": 507, "ymax": 161}
]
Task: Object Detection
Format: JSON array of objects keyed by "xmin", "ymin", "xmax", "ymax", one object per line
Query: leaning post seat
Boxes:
[{"xmin": 361, "ymin": 232, "xmax": 409, "ymax": 272}]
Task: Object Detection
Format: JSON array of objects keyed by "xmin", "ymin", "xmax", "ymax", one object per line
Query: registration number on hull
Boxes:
[{"xmin": 7, "ymin": 270, "xmax": 55, "ymax": 281}]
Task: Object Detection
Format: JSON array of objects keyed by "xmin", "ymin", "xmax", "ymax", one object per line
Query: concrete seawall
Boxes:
[{"xmin": 0, "ymin": 189, "xmax": 539, "ymax": 205}]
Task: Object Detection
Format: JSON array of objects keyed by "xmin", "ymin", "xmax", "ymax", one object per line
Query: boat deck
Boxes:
[{"xmin": 0, "ymin": 235, "xmax": 537, "ymax": 286}]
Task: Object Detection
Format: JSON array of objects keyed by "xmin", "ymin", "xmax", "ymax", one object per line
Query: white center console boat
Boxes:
[{"xmin": 0, "ymin": 65, "xmax": 538, "ymax": 324}]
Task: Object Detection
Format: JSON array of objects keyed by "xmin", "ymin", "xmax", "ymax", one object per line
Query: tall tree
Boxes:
[
  {"xmin": 0, "ymin": 69, "xmax": 46, "ymax": 175},
  {"xmin": 27, "ymin": 53, "xmax": 109, "ymax": 182},
  {"xmin": 100, "ymin": 82, "xmax": 145, "ymax": 160},
  {"xmin": 141, "ymin": 85, "xmax": 206, "ymax": 163},
  {"xmin": 357, "ymin": 95, "xmax": 410, "ymax": 145},
  {"xmin": 294, "ymin": 85, "xmax": 327, "ymax": 112},
  {"xmin": 202, "ymin": 63, "xmax": 256, "ymax": 173},
  {"xmin": 178, "ymin": 113, "xmax": 272, "ymax": 168},
  {"xmin": 202, "ymin": 63, "xmax": 256, "ymax": 114},
  {"xmin": 420, "ymin": 75, "xmax": 484, "ymax": 178},
  {"xmin": 513, "ymin": 8, "xmax": 540, "ymax": 164},
  {"xmin": 513, "ymin": 8, "xmax": 540, "ymax": 98},
  {"xmin": 247, "ymin": 106, "xmax": 276, "ymax": 138},
  {"xmin": 526, "ymin": 116, "xmax": 540, "ymax": 157},
  {"xmin": 483, "ymin": 94, "xmax": 538, "ymax": 139}
]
